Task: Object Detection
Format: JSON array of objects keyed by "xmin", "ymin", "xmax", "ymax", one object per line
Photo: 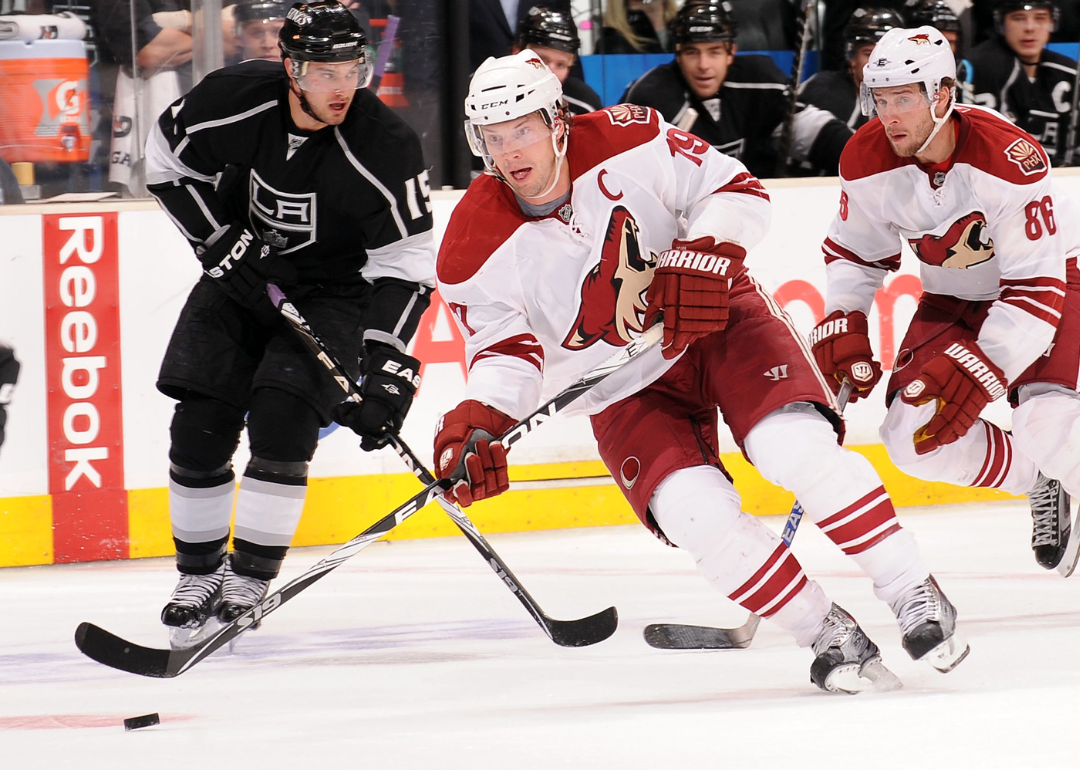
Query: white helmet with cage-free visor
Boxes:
[
  {"xmin": 860, "ymin": 26, "xmax": 956, "ymax": 153},
  {"xmin": 464, "ymin": 50, "xmax": 567, "ymax": 191}
]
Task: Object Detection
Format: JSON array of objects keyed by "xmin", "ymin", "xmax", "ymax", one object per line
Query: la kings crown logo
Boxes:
[{"xmin": 249, "ymin": 170, "xmax": 317, "ymax": 253}]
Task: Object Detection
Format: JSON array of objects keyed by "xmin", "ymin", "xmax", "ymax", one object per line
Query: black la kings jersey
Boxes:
[
  {"xmin": 966, "ymin": 37, "xmax": 1077, "ymax": 166},
  {"xmin": 621, "ymin": 56, "xmax": 852, "ymax": 178},
  {"xmin": 798, "ymin": 69, "xmax": 866, "ymax": 131},
  {"xmin": 145, "ymin": 60, "xmax": 436, "ymax": 346}
]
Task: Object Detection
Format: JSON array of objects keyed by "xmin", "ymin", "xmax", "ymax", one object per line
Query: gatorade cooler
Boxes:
[{"xmin": 0, "ymin": 39, "xmax": 91, "ymax": 163}]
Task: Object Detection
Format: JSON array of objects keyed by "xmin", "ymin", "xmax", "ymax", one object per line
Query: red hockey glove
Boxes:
[
  {"xmin": 809, "ymin": 310, "xmax": 882, "ymax": 401},
  {"xmin": 900, "ymin": 341, "xmax": 1007, "ymax": 455},
  {"xmin": 644, "ymin": 237, "xmax": 746, "ymax": 359},
  {"xmin": 434, "ymin": 400, "xmax": 516, "ymax": 507}
]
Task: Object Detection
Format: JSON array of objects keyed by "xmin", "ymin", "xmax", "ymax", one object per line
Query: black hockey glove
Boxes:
[
  {"xmin": 334, "ymin": 345, "xmax": 422, "ymax": 451},
  {"xmin": 198, "ymin": 223, "xmax": 297, "ymax": 310}
]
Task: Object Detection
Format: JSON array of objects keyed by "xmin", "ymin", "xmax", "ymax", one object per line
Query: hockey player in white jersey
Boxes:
[
  {"xmin": 810, "ymin": 25, "xmax": 1080, "ymax": 576},
  {"xmin": 435, "ymin": 50, "xmax": 969, "ymax": 692}
]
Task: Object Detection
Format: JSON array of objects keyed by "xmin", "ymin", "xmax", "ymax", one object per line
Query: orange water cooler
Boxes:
[{"xmin": 0, "ymin": 39, "xmax": 90, "ymax": 163}]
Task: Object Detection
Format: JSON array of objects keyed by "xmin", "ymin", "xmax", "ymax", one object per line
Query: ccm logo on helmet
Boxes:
[{"xmin": 480, "ymin": 100, "xmax": 509, "ymax": 109}]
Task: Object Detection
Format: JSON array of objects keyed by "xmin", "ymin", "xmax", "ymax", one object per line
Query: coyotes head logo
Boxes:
[
  {"xmin": 908, "ymin": 33, "xmax": 931, "ymax": 45},
  {"xmin": 908, "ymin": 211, "xmax": 994, "ymax": 269},
  {"xmin": 563, "ymin": 206, "xmax": 656, "ymax": 350}
]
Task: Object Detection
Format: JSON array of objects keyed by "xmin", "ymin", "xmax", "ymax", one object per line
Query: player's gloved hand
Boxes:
[
  {"xmin": 900, "ymin": 341, "xmax": 1007, "ymax": 455},
  {"xmin": 333, "ymin": 345, "xmax": 421, "ymax": 451},
  {"xmin": 809, "ymin": 310, "xmax": 882, "ymax": 401},
  {"xmin": 198, "ymin": 222, "xmax": 297, "ymax": 310},
  {"xmin": 433, "ymin": 399, "xmax": 516, "ymax": 507},
  {"xmin": 644, "ymin": 237, "xmax": 745, "ymax": 359}
]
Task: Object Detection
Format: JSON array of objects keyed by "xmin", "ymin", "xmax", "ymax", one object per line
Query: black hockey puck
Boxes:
[{"xmin": 123, "ymin": 713, "xmax": 160, "ymax": 730}]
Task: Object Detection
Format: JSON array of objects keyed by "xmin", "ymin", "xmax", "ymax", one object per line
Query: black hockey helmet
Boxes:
[
  {"xmin": 279, "ymin": 0, "xmax": 367, "ymax": 63},
  {"xmin": 516, "ymin": 7, "xmax": 580, "ymax": 54},
  {"xmin": 843, "ymin": 7, "xmax": 905, "ymax": 58},
  {"xmin": 670, "ymin": 1, "xmax": 737, "ymax": 48},
  {"xmin": 234, "ymin": 0, "xmax": 288, "ymax": 25},
  {"xmin": 904, "ymin": 0, "xmax": 960, "ymax": 34},
  {"xmin": 993, "ymin": 0, "xmax": 1059, "ymax": 31}
]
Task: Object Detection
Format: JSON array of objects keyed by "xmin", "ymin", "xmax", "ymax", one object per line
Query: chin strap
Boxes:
[
  {"xmin": 521, "ymin": 119, "xmax": 569, "ymax": 202},
  {"xmin": 916, "ymin": 91, "xmax": 956, "ymax": 155}
]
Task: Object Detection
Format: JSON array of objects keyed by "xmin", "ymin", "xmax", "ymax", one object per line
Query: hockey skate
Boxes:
[
  {"xmin": 810, "ymin": 604, "xmax": 901, "ymax": 694},
  {"xmin": 1028, "ymin": 473, "xmax": 1072, "ymax": 572},
  {"xmin": 890, "ymin": 575, "xmax": 969, "ymax": 672},
  {"xmin": 161, "ymin": 562, "xmax": 225, "ymax": 650},
  {"xmin": 218, "ymin": 554, "xmax": 270, "ymax": 623}
]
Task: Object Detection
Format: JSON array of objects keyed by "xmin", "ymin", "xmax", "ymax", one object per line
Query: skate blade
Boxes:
[
  {"xmin": 1057, "ymin": 510, "xmax": 1079, "ymax": 578},
  {"xmin": 168, "ymin": 617, "xmax": 222, "ymax": 650},
  {"xmin": 919, "ymin": 632, "xmax": 970, "ymax": 673},
  {"xmin": 823, "ymin": 659, "xmax": 902, "ymax": 694}
]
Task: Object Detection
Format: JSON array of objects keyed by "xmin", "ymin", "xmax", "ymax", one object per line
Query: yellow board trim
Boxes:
[
  {"xmin": 0, "ymin": 495, "xmax": 53, "ymax": 567},
  {"xmin": 0, "ymin": 445, "xmax": 1022, "ymax": 567}
]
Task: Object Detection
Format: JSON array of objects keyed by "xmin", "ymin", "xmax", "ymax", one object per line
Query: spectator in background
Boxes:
[
  {"xmin": 905, "ymin": 0, "xmax": 964, "ymax": 54},
  {"xmin": 0, "ymin": 341, "xmax": 19, "ymax": 456},
  {"xmin": 799, "ymin": 7, "xmax": 905, "ymax": 131},
  {"xmin": 728, "ymin": 0, "xmax": 798, "ymax": 51},
  {"xmin": 233, "ymin": 0, "xmax": 288, "ymax": 62},
  {"xmin": 469, "ymin": 0, "xmax": 571, "ymax": 72},
  {"xmin": 966, "ymin": 0, "xmax": 1077, "ymax": 165},
  {"xmin": 97, "ymin": 0, "xmax": 193, "ymax": 195},
  {"xmin": 513, "ymin": 6, "xmax": 601, "ymax": 114},
  {"xmin": 595, "ymin": 0, "xmax": 677, "ymax": 53},
  {"xmin": 820, "ymin": 0, "xmax": 908, "ymax": 70},
  {"xmin": 623, "ymin": 2, "xmax": 852, "ymax": 178}
]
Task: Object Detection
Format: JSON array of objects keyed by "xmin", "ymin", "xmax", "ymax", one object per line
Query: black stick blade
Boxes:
[
  {"xmin": 548, "ymin": 606, "xmax": 618, "ymax": 647},
  {"xmin": 75, "ymin": 622, "xmax": 176, "ymax": 678},
  {"xmin": 643, "ymin": 616, "xmax": 760, "ymax": 650}
]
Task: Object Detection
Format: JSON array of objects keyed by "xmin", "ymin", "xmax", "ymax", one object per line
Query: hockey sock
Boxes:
[
  {"xmin": 1013, "ymin": 388, "xmax": 1080, "ymax": 499},
  {"xmin": 232, "ymin": 456, "xmax": 308, "ymax": 578},
  {"xmin": 882, "ymin": 400, "xmax": 1038, "ymax": 494},
  {"xmin": 650, "ymin": 466, "xmax": 830, "ymax": 647},
  {"xmin": 169, "ymin": 464, "xmax": 235, "ymax": 574}
]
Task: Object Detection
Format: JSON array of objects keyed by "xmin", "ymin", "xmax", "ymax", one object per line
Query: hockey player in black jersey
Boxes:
[
  {"xmin": 512, "ymin": 6, "xmax": 602, "ymax": 116},
  {"xmin": 144, "ymin": 0, "xmax": 436, "ymax": 647},
  {"xmin": 0, "ymin": 341, "xmax": 18, "ymax": 456},
  {"xmin": 966, "ymin": 0, "xmax": 1077, "ymax": 164},
  {"xmin": 799, "ymin": 7, "xmax": 905, "ymax": 132},
  {"xmin": 621, "ymin": 1, "xmax": 853, "ymax": 178}
]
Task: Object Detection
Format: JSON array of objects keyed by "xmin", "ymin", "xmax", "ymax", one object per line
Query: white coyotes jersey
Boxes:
[
  {"xmin": 823, "ymin": 105, "xmax": 1076, "ymax": 383},
  {"xmin": 438, "ymin": 105, "xmax": 771, "ymax": 421}
]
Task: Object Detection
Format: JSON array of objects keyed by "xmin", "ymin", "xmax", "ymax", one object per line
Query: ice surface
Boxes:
[{"xmin": 2, "ymin": 501, "xmax": 1077, "ymax": 769}]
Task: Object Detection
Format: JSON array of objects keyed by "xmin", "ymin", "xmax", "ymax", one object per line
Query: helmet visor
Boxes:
[
  {"xmin": 860, "ymin": 83, "xmax": 935, "ymax": 118},
  {"xmin": 293, "ymin": 59, "xmax": 373, "ymax": 93},
  {"xmin": 467, "ymin": 114, "xmax": 554, "ymax": 159}
]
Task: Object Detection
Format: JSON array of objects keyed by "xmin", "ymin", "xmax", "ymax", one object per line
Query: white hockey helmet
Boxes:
[
  {"xmin": 464, "ymin": 50, "xmax": 567, "ymax": 179},
  {"xmin": 860, "ymin": 26, "xmax": 956, "ymax": 151}
]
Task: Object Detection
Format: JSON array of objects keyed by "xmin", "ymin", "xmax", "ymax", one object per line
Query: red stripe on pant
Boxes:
[
  {"xmin": 972, "ymin": 422, "xmax": 1012, "ymax": 488},
  {"xmin": 728, "ymin": 544, "xmax": 808, "ymax": 617},
  {"xmin": 817, "ymin": 486, "xmax": 901, "ymax": 555}
]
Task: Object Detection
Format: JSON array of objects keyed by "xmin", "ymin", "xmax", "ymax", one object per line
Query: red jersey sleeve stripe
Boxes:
[
  {"xmin": 712, "ymin": 171, "xmax": 770, "ymax": 200},
  {"xmin": 822, "ymin": 237, "xmax": 901, "ymax": 271},
  {"xmin": 472, "ymin": 334, "xmax": 544, "ymax": 372}
]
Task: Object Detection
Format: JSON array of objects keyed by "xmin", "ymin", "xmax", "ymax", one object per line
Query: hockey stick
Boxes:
[
  {"xmin": 644, "ymin": 378, "xmax": 854, "ymax": 650},
  {"xmin": 74, "ymin": 306, "xmax": 661, "ymax": 677},
  {"xmin": 774, "ymin": 0, "xmax": 814, "ymax": 178},
  {"xmin": 265, "ymin": 284, "xmax": 618, "ymax": 646}
]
